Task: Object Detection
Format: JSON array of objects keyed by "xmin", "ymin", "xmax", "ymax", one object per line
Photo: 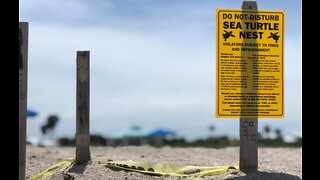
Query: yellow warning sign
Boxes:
[{"xmin": 216, "ymin": 9, "xmax": 285, "ymax": 118}]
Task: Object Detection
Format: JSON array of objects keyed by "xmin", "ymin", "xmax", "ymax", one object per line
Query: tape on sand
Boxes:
[
  {"xmin": 29, "ymin": 157, "xmax": 75, "ymax": 180},
  {"xmin": 100, "ymin": 160, "xmax": 239, "ymax": 178},
  {"xmin": 30, "ymin": 158, "xmax": 239, "ymax": 179}
]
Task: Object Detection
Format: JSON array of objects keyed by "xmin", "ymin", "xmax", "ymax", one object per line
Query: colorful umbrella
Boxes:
[{"xmin": 27, "ymin": 109, "xmax": 38, "ymax": 117}]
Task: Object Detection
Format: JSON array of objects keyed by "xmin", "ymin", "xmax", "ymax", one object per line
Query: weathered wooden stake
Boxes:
[
  {"xmin": 19, "ymin": 22, "xmax": 28, "ymax": 180},
  {"xmin": 76, "ymin": 51, "xmax": 91, "ymax": 164},
  {"xmin": 240, "ymin": 1, "xmax": 258, "ymax": 171}
]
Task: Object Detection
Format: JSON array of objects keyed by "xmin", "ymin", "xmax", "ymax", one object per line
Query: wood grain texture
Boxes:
[
  {"xmin": 240, "ymin": 118, "xmax": 258, "ymax": 171},
  {"xmin": 19, "ymin": 22, "xmax": 28, "ymax": 180},
  {"xmin": 240, "ymin": 1, "xmax": 258, "ymax": 171},
  {"xmin": 76, "ymin": 51, "xmax": 91, "ymax": 164}
]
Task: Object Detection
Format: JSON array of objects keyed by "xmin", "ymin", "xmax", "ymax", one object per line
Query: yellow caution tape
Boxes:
[
  {"xmin": 30, "ymin": 157, "xmax": 239, "ymax": 179},
  {"xmin": 100, "ymin": 160, "xmax": 239, "ymax": 178},
  {"xmin": 29, "ymin": 157, "xmax": 75, "ymax": 180}
]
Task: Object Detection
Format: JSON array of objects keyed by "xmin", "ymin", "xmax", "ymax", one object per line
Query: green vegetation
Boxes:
[
  {"xmin": 57, "ymin": 134, "xmax": 107, "ymax": 146},
  {"xmin": 57, "ymin": 125, "xmax": 301, "ymax": 148}
]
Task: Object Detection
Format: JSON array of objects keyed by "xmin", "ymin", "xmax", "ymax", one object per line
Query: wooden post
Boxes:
[
  {"xmin": 240, "ymin": 117, "xmax": 258, "ymax": 171},
  {"xmin": 76, "ymin": 51, "xmax": 91, "ymax": 164},
  {"xmin": 240, "ymin": 1, "xmax": 258, "ymax": 172},
  {"xmin": 19, "ymin": 22, "xmax": 28, "ymax": 180}
]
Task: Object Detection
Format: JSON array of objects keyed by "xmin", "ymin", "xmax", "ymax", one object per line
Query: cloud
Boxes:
[
  {"xmin": 20, "ymin": 0, "xmax": 215, "ymax": 31},
  {"xmin": 22, "ymin": 0, "xmax": 301, "ymax": 140}
]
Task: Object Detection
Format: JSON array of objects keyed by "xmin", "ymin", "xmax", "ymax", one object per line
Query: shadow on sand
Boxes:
[
  {"xmin": 229, "ymin": 171, "xmax": 301, "ymax": 180},
  {"xmin": 67, "ymin": 161, "xmax": 89, "ymax": 174}
]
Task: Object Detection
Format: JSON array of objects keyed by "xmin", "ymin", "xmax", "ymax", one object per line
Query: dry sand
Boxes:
[{"xmin": 26, "ymin": 145, "xmax": 301, "ymax": 179}]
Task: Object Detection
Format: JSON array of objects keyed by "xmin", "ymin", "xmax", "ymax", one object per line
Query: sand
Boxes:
[{"xmin": 26, "ymin": 145, "xmax": 301, "ymax": 179}]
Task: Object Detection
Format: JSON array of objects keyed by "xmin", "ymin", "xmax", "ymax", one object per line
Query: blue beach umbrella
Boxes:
[
  {"xmin": 146, "ymin": 129, "xmax": 176, "ymax": 137},
  {"xmin": 27, "ymin": 109, "xmax": 38, "ymax": 117}
]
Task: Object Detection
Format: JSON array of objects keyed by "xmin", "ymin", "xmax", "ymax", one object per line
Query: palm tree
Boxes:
[
  {"xmin": 275, "ymin": 128, "xmax": 283, "ymax": 140},
  {"xmin": 264, "ymin": 125, "xmax": 271, "ymax": 139},
  {"xmin": 40, "ymin": 115, "xmax": 59, "ymax": 143},
  {"xmin": 209, "ymin": 125, "xmax": 215, "ymax": 137}
]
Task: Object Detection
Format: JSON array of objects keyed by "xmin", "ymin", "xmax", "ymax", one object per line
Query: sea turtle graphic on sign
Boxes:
[
  {"xmin": 268, "ymin": 32, "xmax": 280, "ymax": 43},
  {"xmin": 223, "ymin": 30, "xmax": 235, "ymax": 41}
]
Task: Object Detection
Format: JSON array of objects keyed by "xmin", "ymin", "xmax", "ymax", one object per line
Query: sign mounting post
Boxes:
[
  {"xmin": 216, "ymin": 1, "xmax": 285, "ymax": 171},
  {"xmin": 240, "ymin": 1, "xmax": 258, "ymax": 171}
]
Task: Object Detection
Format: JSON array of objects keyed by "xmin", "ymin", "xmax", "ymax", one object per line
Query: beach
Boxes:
[{"xmin": 26, "ymin": 145, "xmax": 301, "ymax": 179}]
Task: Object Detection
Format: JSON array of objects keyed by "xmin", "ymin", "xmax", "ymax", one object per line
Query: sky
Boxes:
[{"xmin": 19, "ymin": 0, "xmax": 302, "ymax": 141}]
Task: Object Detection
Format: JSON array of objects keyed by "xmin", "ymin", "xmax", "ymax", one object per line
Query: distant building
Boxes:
[
  {"xmin": 106, "ymin": 126, "xmax": 149, "ymax": 146},
  {"xmin": 105, "ymin": 127, "xmax": 176, "ymax": 147}
]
